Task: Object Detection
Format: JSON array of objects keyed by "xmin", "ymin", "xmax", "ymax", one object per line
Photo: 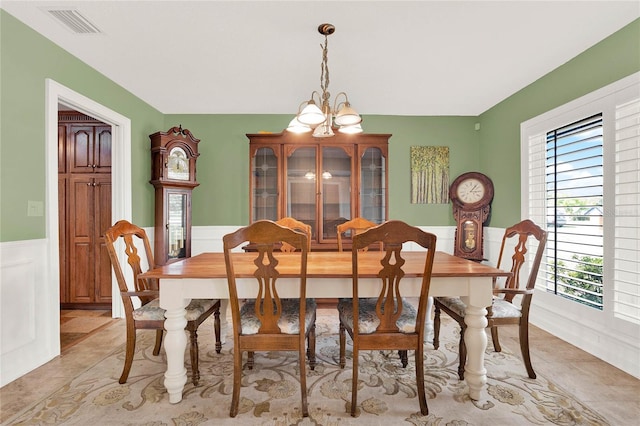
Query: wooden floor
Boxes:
[{"xmin": 1, "ymin": 310, "xmax": 638, "ymax": 424}]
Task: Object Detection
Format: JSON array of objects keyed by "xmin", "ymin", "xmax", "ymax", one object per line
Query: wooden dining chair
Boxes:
[
  {"xmin": 338, "ymin": 220, "xmax": 437, "ymax": 416},
  {"xmin": 223, "ymin": 220, "xmax": 316, "ymax": 417},
  {"xmin": 276, "ymin": 216, "xmax": 312, "ymax": 252},
  {"xmin": 433, "ymin": 219, "xmax": 547, "ymax": 380},
  {"xmin": 336, "ymin": 217, "xmax": 383, "ymax": 252},
  {"xmin": 104, "ymin": 220, "xmax": 222, "ymax": 386}
]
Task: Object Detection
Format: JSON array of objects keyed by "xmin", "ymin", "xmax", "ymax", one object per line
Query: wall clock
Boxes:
[{"xmin": 450, "ymin": 171, "xmax": 494, "ymax": 260}]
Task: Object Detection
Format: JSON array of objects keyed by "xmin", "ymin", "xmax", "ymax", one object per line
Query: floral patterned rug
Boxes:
[{"xmin": 6, "ymin": 311, "xmax": 609, "ymax": 425}]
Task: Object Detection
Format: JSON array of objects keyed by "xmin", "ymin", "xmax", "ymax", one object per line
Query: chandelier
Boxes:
[{"xmin": 286, "ymin": 23, "xmax": 363, "ymax": 137}]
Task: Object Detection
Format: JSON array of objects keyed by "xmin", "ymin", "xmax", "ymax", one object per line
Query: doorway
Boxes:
[
  {"xmin": 46, "ymin": 79, "xmax": 132, "ymax": 324},
  {"xmin": 58, "ymin": 108, "xmax": 112, "ymax": 309}
]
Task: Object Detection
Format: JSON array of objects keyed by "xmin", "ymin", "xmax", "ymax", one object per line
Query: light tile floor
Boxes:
[{"xmin": 60, "ymin": 309, "xmax": 116, "ymax": 351}]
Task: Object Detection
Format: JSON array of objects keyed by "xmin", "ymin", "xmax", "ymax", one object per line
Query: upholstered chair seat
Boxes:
[
  {"xmin": 337, "ymin": 298, "xmax": 419, "ymax": 334},
  {"xmin": 240, "ymin": 299, "xmax": 317, "ymax": 335},
  {"xmin": 133, "ymin": 298, "xmax": 220, "ymax": 322}
]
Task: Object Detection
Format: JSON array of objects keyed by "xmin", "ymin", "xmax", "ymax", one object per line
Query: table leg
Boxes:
[
  {"xmin": 163, "ymin": 300, "xmax": 189, "ymax": 404},
  {"xmin": 462, "ymin": 301, "xmax": 488, "ymax": 401},
  {"xmin": 424, "ymin": 296, "xmax": 434, "ymax": 344},
  {"xmin": 219, "ymin": 299, "xmax": 229, "ymax": 344}
]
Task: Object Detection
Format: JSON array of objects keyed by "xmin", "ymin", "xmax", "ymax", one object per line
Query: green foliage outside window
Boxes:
[{"xmin": 552, "ymin": 255, "xmax": 603, "ymax": 309}]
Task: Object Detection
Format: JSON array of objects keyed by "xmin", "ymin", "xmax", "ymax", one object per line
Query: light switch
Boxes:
[{"xmin": 27, "ymin": 200, "xmax": 44, "ymax": 217}]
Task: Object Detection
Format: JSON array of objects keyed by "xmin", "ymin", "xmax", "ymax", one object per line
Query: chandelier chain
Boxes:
[{"xmin": 320, "ymin": 36, "xmax": 330, "ymax": 105}]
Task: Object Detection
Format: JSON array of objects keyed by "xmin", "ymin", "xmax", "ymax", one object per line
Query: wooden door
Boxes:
[
  {"xmin": 94, "ymin": 175, "xmax": 112, "ymax": 303},
  {"xmin": 59, "ymin": 112, "xmax": 112, "ymax": 307},
  {"xmin": 66, "ymin": 175, "xmax": 112, "ymax": 304},
  {"xmin": 68, "ymin": 174, "xmax": 93, "ymax": 303}
]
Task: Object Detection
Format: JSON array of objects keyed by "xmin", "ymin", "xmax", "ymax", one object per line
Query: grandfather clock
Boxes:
[
  {"xmin": 150, "ymin": 126, "xmax": 200, "ymax": 265},
  {"xmin": 450, "ymin": 172, "xmax": 494, "ymax": 261}
]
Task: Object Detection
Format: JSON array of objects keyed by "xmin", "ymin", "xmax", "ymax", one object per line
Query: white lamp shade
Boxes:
[
  {"xmin": 297, "ymin": 103, "xmax": 326, "ymax": 126},
  {"xmin": 338, "ymin": 123, "xmax": 363, "ymax": 134},
  {"xmin": 286, "ymin": 118, "xmax": 311, "ymax": 133},
  {"xmin": 334, "ymin": 104, "xmax": 362, "ymax": 126}
]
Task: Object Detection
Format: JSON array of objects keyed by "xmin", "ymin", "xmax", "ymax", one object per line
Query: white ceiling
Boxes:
[{"xmin": 2, "ymin": 1, "xmax": 639, "ymax": 116}]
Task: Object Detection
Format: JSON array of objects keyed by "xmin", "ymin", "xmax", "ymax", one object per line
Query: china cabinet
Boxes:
[
  {"xmin": 150, "ymin": 126, "xmax": 200, "ymax": 265},
  {"xmin": 248, "ymin": 130, "xmax": 390, "ymax": 250}
]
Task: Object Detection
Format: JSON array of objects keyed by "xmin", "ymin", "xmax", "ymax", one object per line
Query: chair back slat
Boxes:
[
  {"xmin": 496, "ymin": 219, "xmax": 547, "ymax": 302},
  {"xmin": 104, "ymin": 220, "xmax": 157, "ymax": 307},
  {"xmin": 352, "ymin": 220, "xmax": 437, "ymax": 335}
]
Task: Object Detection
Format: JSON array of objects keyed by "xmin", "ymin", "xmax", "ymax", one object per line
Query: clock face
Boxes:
[
  {"xmin": 167, "ymin": 147, "xmax": 189, "ymax": 181},
  {"xmin": 456, "ymin": 178, "xmax": 486, "ymax": 204}
]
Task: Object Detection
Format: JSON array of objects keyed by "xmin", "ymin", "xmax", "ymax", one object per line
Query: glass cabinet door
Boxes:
[
  {"xmin": 247, "ymin": 131, "xmax": 390, "ymax": 250},
  {"xmin": 322, "ymin": 146, "xmax": 352, "ymax": 240},
  {"xmin": 286, "ymin": 146, "xmax": 317, "ymax": 236},
  {"xmin": 360, "ymin": 146, "xmax": 386, "ymax": 224},
  {"xmin": 167, "ymin": 191, "xmax": 188, "ymax": 261},
  {"xmin": 251, "ymin": 146, "xmax": 279, "ymax": 221}
]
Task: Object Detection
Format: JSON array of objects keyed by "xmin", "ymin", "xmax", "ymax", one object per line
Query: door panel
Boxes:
[
  {"xmin": 95, "ymin": 126, "xmax": 112, "ymax": 173},
  {"xmin": 68, "ymin": 175, "xmax": 93, "ymax": 303},
  {"xmin": 69, "ymin": 126, "xmax": 94, "ymax": 173}
]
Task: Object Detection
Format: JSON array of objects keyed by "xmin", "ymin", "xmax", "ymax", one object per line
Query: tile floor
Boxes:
[
  {"xmin": 1, "ymin": 310, "xmax": 638, "ymax": 424},
  {"xmin": 60, "ymin": 309, "xmax": 117, "ymax": 351}
]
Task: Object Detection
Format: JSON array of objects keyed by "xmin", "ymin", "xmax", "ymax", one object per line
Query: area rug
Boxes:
[{"xmin": 6, "ymin": 310, "xmax": 609, "ymax": 425}]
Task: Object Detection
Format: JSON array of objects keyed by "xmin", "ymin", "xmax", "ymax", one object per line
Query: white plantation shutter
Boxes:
[
  {"xmin": 614, "ymin": 98, "xmax": 640, "ymax": 324},
  {"xmin": 527, "ymin": 133, "xmax": 548, "ymax": 292},
  {"xmin": 522, "ymin": 72, "xmax": 640, "ymax": 323},
  {"xmin": 528, "ymin": 133, "xmax": 547, "ymax": 228}
]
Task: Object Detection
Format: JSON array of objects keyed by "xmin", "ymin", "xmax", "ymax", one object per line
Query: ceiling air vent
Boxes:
[{"xmin": 46, "ymin": 9, "xmax": 101, "ymax": 34}]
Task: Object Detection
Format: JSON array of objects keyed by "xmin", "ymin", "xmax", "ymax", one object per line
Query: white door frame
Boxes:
[{"xmin": 45, "ymin": 79, "xmax": 131, "ymax": 321}]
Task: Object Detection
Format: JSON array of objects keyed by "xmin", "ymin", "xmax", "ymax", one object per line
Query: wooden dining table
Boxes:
[{"xmin": 140, "ymin": 250, "xmax": 511, "ymax": 404}]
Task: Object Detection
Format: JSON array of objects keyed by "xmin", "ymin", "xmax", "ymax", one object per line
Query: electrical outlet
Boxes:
[{"xmin": 27, "ymin": 200, "xmax": 44, "ymax": 217}]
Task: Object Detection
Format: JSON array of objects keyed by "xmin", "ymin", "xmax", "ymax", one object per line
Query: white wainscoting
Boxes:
[{"xmin": 1, "ymin": 239, "xmax": 58, "ymax": 387}]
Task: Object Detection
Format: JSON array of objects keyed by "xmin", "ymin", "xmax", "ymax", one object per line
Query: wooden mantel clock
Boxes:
[
  {"xmin": 450, "ymin": 171, "xmax": 494, "ymax": 261},
  {"xmin": 150, "ymin": 126, "xmax": 200, "ymax": 265}
]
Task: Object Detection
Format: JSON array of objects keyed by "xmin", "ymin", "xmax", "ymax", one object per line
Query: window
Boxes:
[
  {"xmin": 545, "ymin": 114, "xmax": 604, "ymax": 309},
  {"xmin": 522, "ymin": 72, "xmax": 640, "ymax": 326}
]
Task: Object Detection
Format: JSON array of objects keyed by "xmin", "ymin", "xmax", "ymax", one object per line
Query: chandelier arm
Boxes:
[
  {"xmin": 296, "ymin": 91, "xmax": 322, "ymax": 114},
  {"xmin": 332, "ymin": 92, "xmax": 349, "ymax": 114}
]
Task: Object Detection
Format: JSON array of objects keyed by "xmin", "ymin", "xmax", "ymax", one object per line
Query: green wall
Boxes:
[
  {"xmin": 0, "ymin": 11, "xmax": 164, "ymax": 242},
  {"xmin": 163, "ymin": 114, "xmax": 479, "ymax": 227},
  {"xmin": 2, "ymin": 10, "xmax": 638, "ymax": 241},
  {"xmin": 478, "ymin": 18, "xmax": 640, "ymax": 227}
]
